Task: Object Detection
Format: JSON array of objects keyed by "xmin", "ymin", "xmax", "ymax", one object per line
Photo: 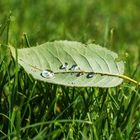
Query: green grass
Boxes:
[{"xmin": 0, "ymin": 0, "xmax": 140, "ymax": 139}]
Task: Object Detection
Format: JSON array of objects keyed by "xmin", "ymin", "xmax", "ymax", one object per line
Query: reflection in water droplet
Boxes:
[
  {"xmin": 87, "ymin": 72, "xmax": 95, "ymax": 78},
  {"xmin": 69, "ymin": 64, "xmax": 80, "ymax": 70},
  {"xmin": 59, "ymin": 62, "xmax": 68, "ymax": 70},
  {"xmin": 41, "ymin": 70, "xmax": 54, "ymax": 79},
  {"xmin": 76, "ymin": 72, "xmax": 84, "ymax": 77}
]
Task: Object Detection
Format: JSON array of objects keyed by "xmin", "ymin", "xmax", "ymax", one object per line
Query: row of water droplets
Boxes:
[{"xmin": 41, "ymin": 62, "xmax": 95, "ymax": 79}]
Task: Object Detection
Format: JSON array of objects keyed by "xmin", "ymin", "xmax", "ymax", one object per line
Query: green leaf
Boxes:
[{"xmin": 10, "ymin": 40, "xmax": 124, "ymax": 87}]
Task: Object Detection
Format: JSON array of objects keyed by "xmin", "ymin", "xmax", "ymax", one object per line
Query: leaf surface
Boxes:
[{"xmin": 10, "ymin": 41, "xmax": 125, "ymax": 87}]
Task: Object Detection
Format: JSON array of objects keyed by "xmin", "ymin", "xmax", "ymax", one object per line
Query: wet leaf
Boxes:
[{"xmin": 10, "ymin": 40, "xmax": 125, "ymax": 87}]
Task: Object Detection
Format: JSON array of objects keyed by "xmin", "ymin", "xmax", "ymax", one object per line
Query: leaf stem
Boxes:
[
  {"xmin": 55, "ymin": 71, "xmax": 140, "ymax": 87},
  {"xmin": 12, "ymin": 58, "xmax": 140, "ymax": 87},
  {"xmin": 102, "ymin": 73, "xmax": 140, "ymax": 87}
]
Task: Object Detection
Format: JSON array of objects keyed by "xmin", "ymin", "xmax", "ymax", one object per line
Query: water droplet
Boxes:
[
  {"xmin": 71, "ymin": 82, "xmax": 75, "ymax": 84},
  {"xmin": 76, "ymin": 72, "xmax": 84, "ymax": 77},
  {"xmin": 69, "ymin": 64, "xmax": 80, "ymax": 70},
  {"xmin": 31, "ymin": 69, "xmax": 37, "ymax": 72},
  {"xmin": 59, "ymin": 62, "xmax": 68, "ymax": 70},
  {"xmin": 41, "ymin": 69, "xmax": 54, "ymax": 79},
  {"xmin": 87, "ymin": 72, "xmax": 95, "ymax": 78}
]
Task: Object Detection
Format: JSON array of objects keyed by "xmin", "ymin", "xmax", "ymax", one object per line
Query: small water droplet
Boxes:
[
  {"xmin": 59, "ymin": 62, "xmax": 68, "ymax": 70},
  {"xmin": 41, "ymin": 69, "xmax": 54, "ymax": 79},
  {"xmin": 31, "ymin": 69, "xmax": 37, "ymax": 72},
  {"xmin": 71, "ymin": 82, "xmax": 75, "ymax": 84},
  {"xmin": 87, "ymin": 72, "xmax": 95, "ymax": 78},
  {"xmin": 76, "ymin": 72, "xmax": 84, "ymax": 77},
  {"xmin": 69, "ymin": 64, "xmax": 80, "ymax": 70}
]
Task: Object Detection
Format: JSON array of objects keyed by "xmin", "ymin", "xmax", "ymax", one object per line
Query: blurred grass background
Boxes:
[
  {"xmin": 0, "ymin": 0, "xmax": 140, "ymax": 139},
  {"xmin": 0, "ymin": 0, "xmax": 139, "ymax": 79},
  {"xmin": 0, "ymin": 0, "xmax": 140, "ymax": 44}
]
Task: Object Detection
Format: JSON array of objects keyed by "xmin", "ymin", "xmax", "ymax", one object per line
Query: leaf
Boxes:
[{"xmin": 10, "ymin": 40, "xmax": 125, "ymax": 87}]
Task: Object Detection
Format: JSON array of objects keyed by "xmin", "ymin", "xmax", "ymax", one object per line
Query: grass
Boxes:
[{"xmin": 0, "ymin": 0, "xmax": 140, "ymax": 139}]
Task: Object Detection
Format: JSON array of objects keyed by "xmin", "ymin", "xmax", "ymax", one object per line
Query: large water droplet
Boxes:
[{"xmin": 41, "ymin": 69, "xmax": 54, "ymax": 79}]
